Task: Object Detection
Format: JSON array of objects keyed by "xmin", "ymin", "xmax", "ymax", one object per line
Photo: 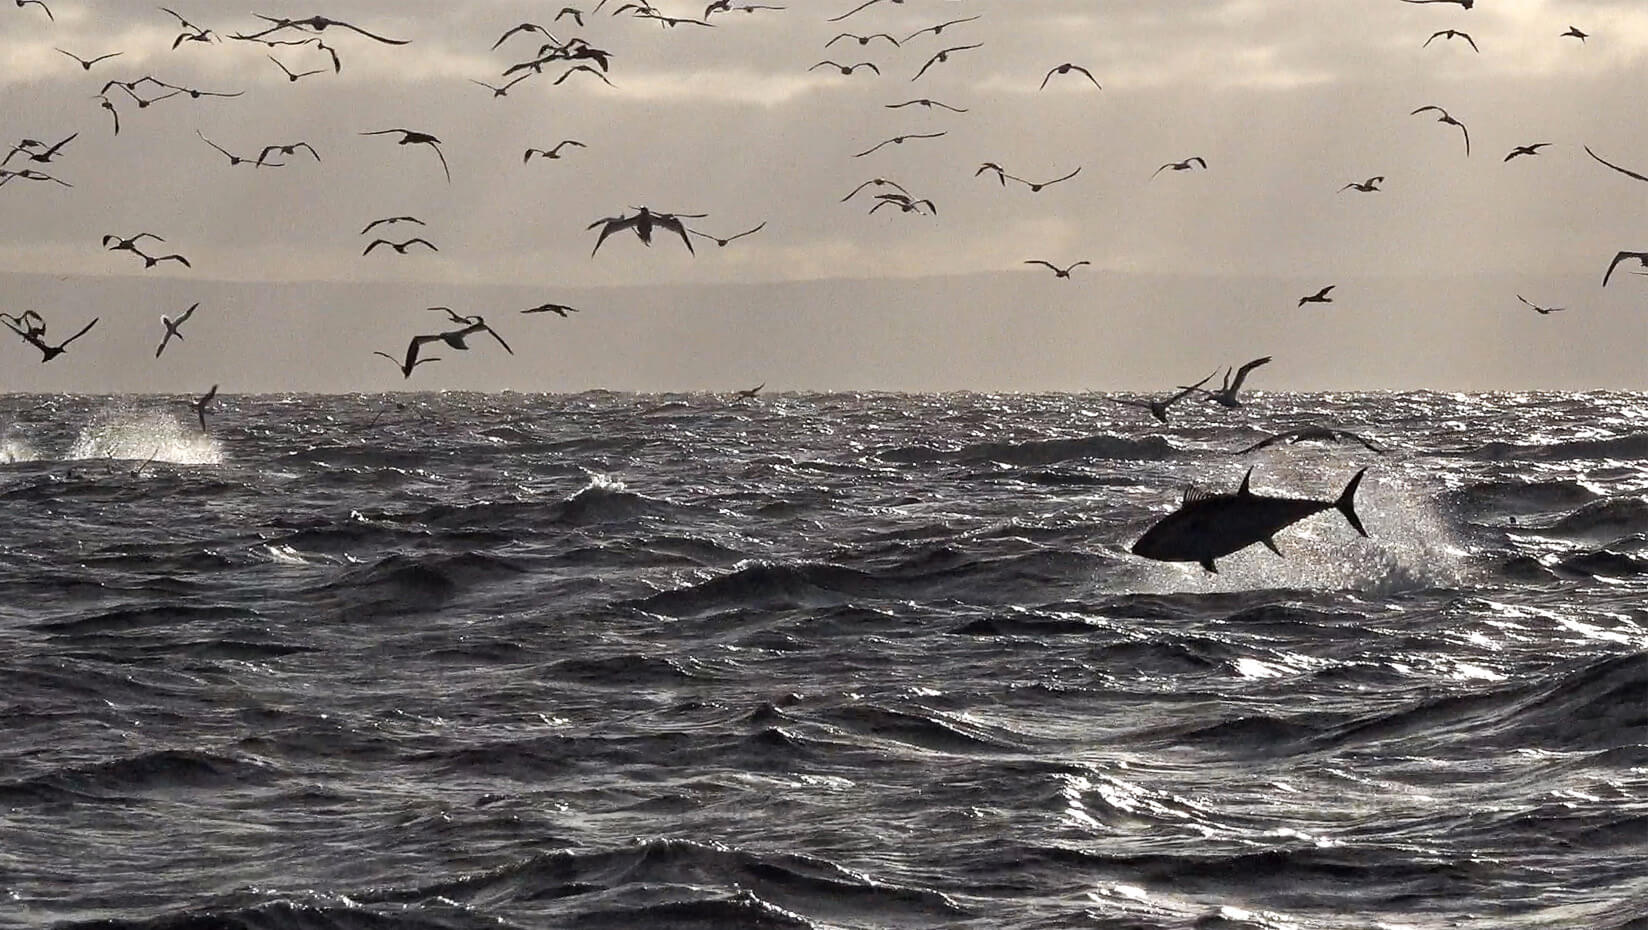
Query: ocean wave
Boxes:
[
  {"xmin": 1543, "ymin": 496, "xmax": 1648, "ymax": 541},
  {"xmin": 1471, "ymin": 433, "xmax": 1648, "ymax": 462},
  {"xmin": 1, "ymin": 748, "xmax": 280, "ymax": 803},
  {"xmin": 879, "ymin": 433, "xmax": 1177, "ymax": 466}
]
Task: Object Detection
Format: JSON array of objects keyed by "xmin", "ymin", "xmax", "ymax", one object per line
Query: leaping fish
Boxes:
[{"xmin": 1130, "ymin": 468, "xmax": 1369, "ymax": 573}]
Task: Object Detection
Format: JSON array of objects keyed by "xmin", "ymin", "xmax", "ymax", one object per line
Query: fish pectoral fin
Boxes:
[
  {"xmin": 1199, "ymin": 558, "xmax": 1218, "ymax": 574},
  {"xmin": 1261, "ymin": 537, "xmax": 1283, "ymax": 557}
]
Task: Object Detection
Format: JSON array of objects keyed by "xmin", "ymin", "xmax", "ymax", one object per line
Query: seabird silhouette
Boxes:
[
  {"xmin": 524, "ymin": 140, "xmax": 586, "ymax": 161},
  {"xmin": 1298, "ymin": 285, "xmax": 1335, "ymax": 306},
  {"xmin": 521, "ymin": 302, "xmax": 580, "ymax": 316},
  {"xmin": 374, "ymin": 344, "xmax": 440, "ymax": 379},
  {"xmin": 1010, "ymin": 167, "xmax": 1081, "ymax": 192},
  {"xmin": 56, "ymin": 49, "xmax": 122, "ymax": 70},
  {"xmin": 853, "ymin": 131, "xmax": 946, "ymax": 158},
  {"xmin": 189, "ymin": 384, "xmax": 217, "ymax": 430},
  {"xmin": 1423, "ymin": 29, "xmax": 1478, "ymax": 52},
  {"xmin": 360, "ymin": 216, "xmax": 424, "ymax": 235},
  {"xmin": 1152, "ymin": 156, "xmax": 1207, "ymax": 178},
  {"xmin": 841, "ymin": 177, "xmax": 910, "ymax": 202},
  {"xmin": 1024, "ymin": 260, "xmax": 1089, "ymax": 279},
  {"xmin": 1231, "ymin": 426, "xmax": 1386, "ymax": 455},
  {"xmin": 1107, "ymin": 371, "xmax": 1217, "ymax": 424},
  {"xmin": 154, "ymin": 302, "xmax": 199, "ymax": 357},
  {"xmin": 1189, "ymin": 356, "xmax": 1272, "ymax": 407},
  {"xmin": 234, "ymin": 14, "xmax": 410, "ymax": 45},
  {"xmin": 1562, "ymin": 26, "xmax": 1587, "ymax": 42},
  {"xmin": 197, "ymin": 131, "xmax": 267, "ymax": 167},
  {"xmin": 912, "ymin": 44, "xmax": 981, "ymax": 81},
  {"xmin": 1040, "ymin": 62, "xmax": 1101, "ymax": 90},
  {"xmin": 1515, "ymin": 295, "xmax": 1565, "ymax": 315},
  {"xmin": 589, "ymin": 206, "xmax": 699, "ymax": 256},
  {"xmin": 268, "ymin": 54, "xmax": 326, "ymax": 81},
  {"xmin": 735, "ymin": 383, "xmax": 764, "ymax": 399},
  {"xmin": 828, "ymin": 32, "xmax": 898, "ymax": 48},
  {"xmin": 884, "ymin": 98, "xmax": 967, "ymax": 112},
  {"xmin": 810, "ymin": 60, "xmax": 879, "ymax": 76},
  {"xmin": 95, "ymin": 94, "xmax": 120, "ymax": 135},
  {"xmin": 255, "ymin": 142, "xmax": 320, "ymax": 166},
  {"xmin": 1340, "ymin": 176, "xmax": 1384, "ymax": 192},
  {"xmin": 6, "ymin": 315, "xmax": 97, "ymax": 363},
  {"xmin": 471, "ymin": 75, "xmax": 532, "ymax": 97},
  {"xmin": 687, "ymin": 221, "xmax": 767, "ymax": 247},
  {"xmin": 903, "ymin": 16, "xmax": 979, "ymax": 41},
  {"xmin": 363, "ymin": 238, "xmax": 438, "ymax": 256},
  {"xmin": 360, "ymin": 129, "xmax": 450, "ymax": 182},
  {"xmin": 1504, "ymin": 143, "xmax": 1552, "ymax": 162},
  {"xmin": 1410, "ymin": 105, "xmax": 1469, "ymax": 156}
]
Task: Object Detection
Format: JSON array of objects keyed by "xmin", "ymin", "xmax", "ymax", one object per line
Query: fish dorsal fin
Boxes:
[{"xmin": 1237, "ymin": 468, "xmax": 1254, "ymax": 497}]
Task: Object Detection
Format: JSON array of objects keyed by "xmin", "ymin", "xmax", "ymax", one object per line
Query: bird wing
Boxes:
[
  {"xmin": 590, "ymin": 215, "xmax": 637, "ymax": 255},
  {"xmin": 1167, "ymin": 371, "xmax": 1218, "ymax": 405},
  {"xmin": 60, "ymin": 317, "xmax": 99, "ymax": 347},
  {"xmin": 427, "ymin": 142, "xmax": 451, "ymax": 182},
  {"xmin": 483, "ymin": 326, "xmax": 515, "ymax": 354},
  {"xmin": 176, "ymin": 302, "xmax": 198, "ymax": 325},
  {"xmin": 658, "ymin": 215, "xmax": 696, "ymax": 254},
  {"xmin": 406, "ymin": 238, "xmax": 438, "ymax": 251},
  {"xmin": 1464, "ymin": 33, "xmax": 1479, "ymax": 52},
  {"xmin": 326, "ymin": 19, "xmax": 411, "ymax": 45},
  {"xmin": 1410, "ymin": 105, "xmax": 1443, "ymax": 116},
  {"xmin": 363, "ymin": 239, "xmax": 389, "ymax": 255},
  {"xmin": 827, "ymin": 0, "xmax": 881, "ymax": 23},
  {"xmin": 912, "ymin": 52, "xmax": 944, "ymax": 81},
  {"xmin": 1228, "ymin": 356, "xmax": 1272, "ymax": 391},
  {"xmin": 1584, "ymin": 145, "xmax": 1648, "ymax": 183},
  {"xmin": 1602, "ymin": 251, "xmax": 1647, "ymax": 286}
]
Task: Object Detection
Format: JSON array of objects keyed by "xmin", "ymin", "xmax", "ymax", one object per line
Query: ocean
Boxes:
[{"xmin": 1, "ymin": 390, "xmax": 1644, "ymax": 929}]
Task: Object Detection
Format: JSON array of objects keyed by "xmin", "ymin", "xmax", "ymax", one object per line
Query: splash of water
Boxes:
[{"xmin": 65, "ymin": 408, "xmax": 223, "ymax": 465}]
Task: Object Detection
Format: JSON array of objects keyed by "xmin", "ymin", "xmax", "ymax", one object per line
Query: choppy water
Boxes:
[{"xmin": 1, "ymin": 391, "xmax": 1645, "ymax": 930}]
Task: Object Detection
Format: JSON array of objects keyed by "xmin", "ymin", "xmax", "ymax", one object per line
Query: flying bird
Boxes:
[
  {"xmin": 427, "ymin": 311, "xmax": 515, "ymax": 355},
  {"xmin": 557, "ymin": 7, "xmax": 586, "ymax": 25},
  {"xmin": 374, "ymin": 344, "xmax": 441, "ymax": 379},
  {"xmin": 3, "ymin": 132, "xmax": 76, "ymax": 166},
  {"xmin": 1515, "ymin": 295, "xmax": 1565, "ymax": 315},
  {"xmin": 841, "ymin": 177, "xmax": 910, "ymax": 201},
  {"xmin": 810, "ymin": 60, "xmax": 879, "ymax": 76},
  {"xmin": 154, "ymin": 302, "xmax": 199, "ymax": 357},
  {"xmin": 95, "ymin": 94, "xmax": 120, "ymax": 135},
  {"xmin": 1410, "ymin": 105, "xmax": 1469, "ymax": 156},
  {"xmin": 1152, "ymin": 156, "xmax": 1207, "ymax": 178},
  {"xmin": 268, "ymin": 54, "xmax": 326, "ymax": 81},
  {"xmin": 588, "ymin": 206, "xmax": 699, "ymax": 256},
  {"xmin": 1340, "ymin": 176, "xmax": 1384, "ymax": 192},
  {"xmin": 975, "ymin": 162, "xmax": 1010, "ymax": 186},
  {"xmin": 188, "ymin": 384, "xmax": 218, "ymax": 430},
  {"xmin": 1298, "ymin": 285, "xmax": 1335, "ymax": 306},
  {"xmin": 827, "ymin": 0, "xmax": 899, "ymax": 23},
  {"xmin": 884, "ymin": 98, "xmax": 967, "ymax": 112},
  {"xmin": 197, "ymin": 131, "xmax": 263, "ymax": 167},
  {"xmin": 853, "ymin": 131, "xmax": 946, "ymax": 158},
  {"xmin": 1601, "ymin": 251, "xmax": 1648, "ymax": 287},
  {"xmin": 912, "ymin": 44, "xmax": 981, "ymax": 81},
  {"xmin": 135, "ymin": 249, "xmax": 191, "ymax": 269},
  {"xmin": 360, "ymin": 129, "xmax": 450, "ymax": 182},
  {"xmin": 492, "ymin": 22, "xmax": 555, "ymax": 49},
  {"xmin": 0, "ymin": 168, "xmax": 72, "ymax": 187},
  {"xmin": 524, "ymin": 140, "xmax": 586, "ymax": 161},
  {"xmin": 7, "ymin": 316, "xmax": 97, "ymax": 363},
  {"xmin": 15, "ymin": 0, "xmax": 52, "ymax": 20},
  {"xmin": 234, "ymin": 14, "xmax": 410, "ymax": 45},
  {"xmin": 1040, "ymin": 62, "xmax": 1101, "ymax": 90},
  {"xmin": 735, "ymin": 383, "xmax": 764, "ymax": 399},
  {"xmin": 521, "ymin": 302, "xmax": 580, "ymax": 316},
  {"xmin": 256, "ymin": 141, "xmax": 320, "ymax": 166},
  {"xmin": 1562, "ymin": 26, "xmax": 1587, "ymax": 42},
  {"xmin": 554, "ymin": 64, "xmax": 614, "ymax": 87},
  {"xmin": 1010, "ymin": 167, "xmax": 1081, "ymax": 192},
  {"xmin": 360, "ymin": 216, "xmax": 424, "ymax": 235},
  {"xmin": 471, "ymin": 75, "xmax": 532, "ymax": 97},
  {"xmin": 1107, "ymin": 371, "xmax": 1217, "ymax": 424},
  {"xmin": 56, "ymin": 49, "xmax": 123, "ymax": 70},
  {"xmin": 363, "ymin": 238, "xmax": 438, "ymax": 256},
  {"xmin": 903, "ymin": 15, "xmax": 979, "ymax": 41},
  {"xmin": 103, "ymin": 232, "xmax": 165, "ymax": 253},
  {"xmin": 827, "ymin": 32, "xmax": 898, "ymax": 47},
  {"xmin": 1582, "ymin": 146, "xmax": 1648, "ymax": 182},
  {"xmin": 1024, "ymin": 260, "xmax": 1089, "ymax": 279},
  {"xmin": 868, "ymin": 192, "xmax": 936, "ymax": 215},
  {"xmin": 1504, "ymin": 143, "xmax": 1552, "ymax": 162},
  {"xmin": 1231, "ymin": 427, "xmax": 1386, "ymax": 456},
  {"xmin": 1423, "ymin": 29, "xmax": 1478, "ymax": 52},
  {"xmin": 1189, "ymin": 356, "xmax": 1272, "ymax": 407},
  {"xmin": 687, "ymin": 221, "xmax": 767, "ymax": 247}
]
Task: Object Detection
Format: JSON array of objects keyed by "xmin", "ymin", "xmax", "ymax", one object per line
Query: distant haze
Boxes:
[{"xmin": 1, "ymin": 1, "xmax": 1645, "ymax": 392}]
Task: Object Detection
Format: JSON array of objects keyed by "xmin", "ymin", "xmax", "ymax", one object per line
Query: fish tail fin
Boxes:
[{"xmin": 1337, "ymin": 468, "xmax": 1369, "ymax": 537}]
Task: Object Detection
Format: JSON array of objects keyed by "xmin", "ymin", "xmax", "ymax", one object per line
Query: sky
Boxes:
[{"xmin": 0, "ymin": 0, "xmax": 1645, "ymax": 393}]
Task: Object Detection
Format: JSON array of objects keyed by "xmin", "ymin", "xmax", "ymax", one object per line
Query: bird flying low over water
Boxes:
[
  {"xmin": 1410, "ymin": 105, "xmax": 1469, "ymax": 156},
  {"xmin": 155, "ymin": 302, "xmax": 198, "ymax": 357},
  {"xmin": 1189, "ymin": 356, "xmax": 1271, "ymax": 407},
  {"xmin": 1107, "ymin": 371, "xmax": 1216, "ymax": 424},
  {"xmin": 360, "ymin": 129, "xmax": 450, "ymax": 182},
  {"xmin": 1152, "ymin": 157, "xmax": 1206, "ymax": 178},
  {"xmin": 1130, "ymin": 468, "xmax": 1369, "ymax": 573},
  {"xmin": 1040, "ymin": 63, "xmax": 1101, "ymax": 90},
  {"xmin": 374, "ymin": 345, "xmax": 440, "ymax": 379},
  {"xmin": 1583, "ymin": 146, "xmax": 1648, "ymax": 182},
  {"xmin": 1515, "ymin": 295, "xmax": 1565, "ymax": 315},
  {"xmin": 189, "ymin": 384, "xmax": 217, "ymax": 430},
  {"xmin": 1024, "ymin": 260, "xmax": 1089, "ymax": 279},
  {"xmin": 735, "ymin": 383, "xmax": 764, "ymax": 399},
  {"xmin": 1231, "ymin": 427, "xmax": 1386, "ymax": 455},
  {"xmin": 1298, "ymin": 285, "xmax": 1335, "ymax": 306},
  {"xmin": 1423, "ymin": 29, "xmax": 1477, "ymax": 52},
  {"xmin": 1601, "ymin": 251, "xmax": 1648, "ymax": 286},
  {"xmin": 588, "ymin": 206, "xmax": 699, "ymax": 256}
]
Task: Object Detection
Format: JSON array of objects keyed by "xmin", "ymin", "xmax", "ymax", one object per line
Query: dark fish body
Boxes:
[{"xmin": 1131, "ymin": 469, "xmax": 1368, "ymax": 572}]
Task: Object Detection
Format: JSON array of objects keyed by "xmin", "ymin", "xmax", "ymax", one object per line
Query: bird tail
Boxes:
[{"xmin": 1336, "ymin": 468, "xmax": 1368, "ymax": 537}]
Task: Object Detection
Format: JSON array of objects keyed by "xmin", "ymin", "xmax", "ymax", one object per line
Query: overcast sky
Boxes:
[{"xmin": 1, "ymin": 0, "xmax": 1645, "ymax": 393}]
